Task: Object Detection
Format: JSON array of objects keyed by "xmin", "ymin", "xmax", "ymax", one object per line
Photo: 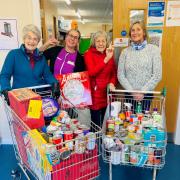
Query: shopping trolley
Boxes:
[
  {"xmin": 102, "ymin": 89, "xmax": 167, "ymax": 180},
  {"xmin": 2, "ymin": 85, "xmax": 102, "ymax": 180}
]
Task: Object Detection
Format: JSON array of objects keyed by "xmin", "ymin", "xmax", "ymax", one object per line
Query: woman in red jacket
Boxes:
[{"xmin": 84, "ymin": 30, "xmax": 117, "ymax": 127}]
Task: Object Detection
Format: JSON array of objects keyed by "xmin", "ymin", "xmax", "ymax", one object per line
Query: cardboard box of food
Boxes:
[{"xmin": 8, "ymin": 88, "xmax": 44, "ymax": 129}]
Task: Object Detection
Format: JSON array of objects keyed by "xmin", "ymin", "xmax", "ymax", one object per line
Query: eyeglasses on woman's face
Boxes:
[{"xmin": 67, "ymin": 33, "xmax": 79, "ymax": 41}]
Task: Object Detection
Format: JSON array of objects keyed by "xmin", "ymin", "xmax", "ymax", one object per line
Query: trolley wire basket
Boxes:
[
  {"xmin": 101, "ymin": 89, "xmax": 167, "ymax": 180},
  {"xmin": 2, "ymin": 85, "xmax": 102, "ymax": 180}
]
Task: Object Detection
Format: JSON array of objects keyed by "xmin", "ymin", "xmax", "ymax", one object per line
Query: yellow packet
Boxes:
[{"xmin": 27, "ymin": 100, "xmax": 42, "ymax": 119}]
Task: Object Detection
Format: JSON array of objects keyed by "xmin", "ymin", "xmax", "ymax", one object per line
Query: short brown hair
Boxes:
[{"xmin": 129, "ymin": 21, "xmax": 148, "ymax": 40}]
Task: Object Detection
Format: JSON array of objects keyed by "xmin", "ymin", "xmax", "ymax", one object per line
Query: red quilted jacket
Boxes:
[{"xmin": 84, "ymin": 47, "xmax": 117, "ymax": 110}]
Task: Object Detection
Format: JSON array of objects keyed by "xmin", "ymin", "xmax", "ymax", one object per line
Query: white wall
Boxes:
[{"xmin": 0, "ymin": 0, "xmax": 41, "ymax": 144}]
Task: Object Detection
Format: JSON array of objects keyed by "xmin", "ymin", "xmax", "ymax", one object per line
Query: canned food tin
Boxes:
[
  {"xmin": 52, "ymin": 134, "xmax": 63, "ymax": 145},
  {"xmin": 64, "ymin": 131, "xmax": 73, "ymax": 140},
  {"xmin": 71, "ymin": 119, "xmax": 79, "ymax": 124},
  {"xmin": 74, "ymin": 129, "xmax": 83, "ymax": 138},
  {"xmin": 86, "ymin": 132, "xmax": 96, "ymax": 150},
  {"xmin": 46, "ymin": 125, "xmax": 59, "ymax": 135},
  {"xmin": 129, "ymin": 114, "xmax": 136, "ymax": 124},
  {"xmin": 106, "ymin": 131, "xmax": 114, "ymax": 137},
  {"xmin": 66, "ymin": 123, "xmax": 71, "ymax": 129},
  {"xmin": 137, "ymin": 113, "xmax": 143, "ymax": 122},
  {"xmin": 74, "ymin": 134, "xmax": 86, "ymax": 154},
  {"xmin": 106, "ymin": 119, "xmax": 115, "ymax": 131},
  {"xmin": 48, "ymin": 133, "xmax": 53, "ymax": 143},
  {"xmin": 64, "ymin": 131, "xmax": 74, "ymax": 150},
  {"xmin": 78, "ymin": 124, "xmax": 88, "ymax": 130},
  {"xmin": 114, "ymin": 120, "xmax": 120, "ymax": 133}
]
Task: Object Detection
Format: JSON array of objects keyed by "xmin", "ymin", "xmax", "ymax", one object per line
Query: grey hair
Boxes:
[
  {"xmin": 22, "ymin": 24, "xmax": 41, "ymax": 42},
  {"xmin": 90, "ymin": 30, "xmax": 111, "ymax": 48}
]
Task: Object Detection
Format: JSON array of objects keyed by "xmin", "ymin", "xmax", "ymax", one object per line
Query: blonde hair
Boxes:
[
  {"xmin": 91, "ymin": 30, "xmax": 110, "ymax": 48},
  {"xmin": 129, "ymin": 21, "xmax": 148, "ymax": 41},
  {"xmin": 22, "ymin": 24, "xmax": 41, "ymax": 42}
]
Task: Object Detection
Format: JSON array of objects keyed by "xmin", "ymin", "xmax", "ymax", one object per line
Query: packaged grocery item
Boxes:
[
  {"xmin": 143, "ymin": 129, "xmax": 165, "ymax": 147},
  {"xmin": 124, "ymin": 103, "xmax": 132, "ymax": 120},
  {"xmin": 86, "ymin": 132, "xmax": 96, "ymax": 150},
  {"xmin": 110, "ymin": 101, "xmax": 121, "ymax": 117},
  {"xmin": 8, "ymin": 88, "xmax": 44, "ymax": 129},
  {"xmin": 56, "ymin": 71, "xmax": 92, "ymax": 108},
  {"xmin": 111, "ymin": 146, "xmax": 121, "ymax": 165},
  {"xmin": 42, "ymin": 97, "xmax": 59, "ymax": 123},
  {"xmin": 22, "ymin": 129, "xmax": 52, "ymax": 179}
]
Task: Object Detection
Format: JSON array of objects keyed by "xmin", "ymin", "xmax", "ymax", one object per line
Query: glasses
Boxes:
[{"xmin": 67, "ymin": 34, "xmax": 79, "ymax": 40}]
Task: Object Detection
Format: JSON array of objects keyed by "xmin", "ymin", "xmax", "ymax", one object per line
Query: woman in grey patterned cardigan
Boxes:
[{"xmin": 118, "ymin": 21, "xmax": 162, "ymax": 111}]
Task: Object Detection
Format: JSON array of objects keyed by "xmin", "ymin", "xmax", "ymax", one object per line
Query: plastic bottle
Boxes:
[{"xmin": 135, "ymin": 102, "xmax": 142, "ymax": 114}]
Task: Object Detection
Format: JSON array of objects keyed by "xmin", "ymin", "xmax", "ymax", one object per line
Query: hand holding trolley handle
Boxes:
[{"xmin": 1, "ymin": 89, "xmax": 10, "ymax": 105}]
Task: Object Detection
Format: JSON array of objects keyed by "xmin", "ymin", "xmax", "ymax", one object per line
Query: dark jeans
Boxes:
[
  {"xmin": 90, "ymin": 107, "xmax": 106, "ymax": 128},
  {"xmin": 125, "ymin": 93, "xmax": 153, "ymax": 113}
]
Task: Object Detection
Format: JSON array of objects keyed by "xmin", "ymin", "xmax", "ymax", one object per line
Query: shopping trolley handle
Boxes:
[{"xmin": 109, "ymin": 89, "xmax": 164, "ymax": 95}]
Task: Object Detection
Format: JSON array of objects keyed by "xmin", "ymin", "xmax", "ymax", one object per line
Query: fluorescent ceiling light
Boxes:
[
  {"xmin": 65, "ymin": 0, "xmax": 71, "ymax": 5},
  {"xmin": 81, "ymin": 19, "xmax": 85, "ymax": 24},
  {"xmin": 76, "ymin": 10, "xmax": 81, "ymax": 18}
]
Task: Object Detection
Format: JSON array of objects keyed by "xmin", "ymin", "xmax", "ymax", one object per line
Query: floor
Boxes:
[{"xmin": 0, "ymin": 143, "xmax": 180, "ymax": 180}]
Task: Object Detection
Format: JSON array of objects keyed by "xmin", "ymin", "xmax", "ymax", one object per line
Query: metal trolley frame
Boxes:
[
  {"xmin": 102, "ymin": 89, "xmax": 167, "ymax": 180},
  {"xmin": 2, "ymin": 85, "xmax": 102, "ymax": 180}
]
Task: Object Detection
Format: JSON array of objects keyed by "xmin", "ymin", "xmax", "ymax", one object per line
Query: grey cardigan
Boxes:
[{"xmin": 117, "ymin": 44, "xmax": 162, "ymax": 91}]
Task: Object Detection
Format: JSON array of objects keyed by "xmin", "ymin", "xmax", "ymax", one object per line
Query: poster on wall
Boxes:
[
  {"xmin": 58, "ymin": 19, "xmax": 72, "ymax": 31},
  {"xmin": 0, "ymin": 19, "xmax": 19, "ymax": 50},
  {"xmin": 114, "ymin": 38, "xmax": 129, "ymax": 47},
  {"xmin": 166, "ymin": 1, "xmax": 180, "ymax": 27},
  {"xmin": 147, "ymin": 29, "xmax": 163, "ymax": 52},
  {"xmin": 147, "ymin": 1, "xmax": 165, "ymax": 27}
]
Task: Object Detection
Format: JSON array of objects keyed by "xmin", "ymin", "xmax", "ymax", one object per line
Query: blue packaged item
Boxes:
[
  {"xmin": 143, "ymin": 128, "xmax": 165, "ymax": 147},
  {"xmin": 42, "ymin": 97, "xmax": 60, "ymax": 123},
  {"xmin": 137, "ymin": 153, "xmax": 148, "ymax": 167}
]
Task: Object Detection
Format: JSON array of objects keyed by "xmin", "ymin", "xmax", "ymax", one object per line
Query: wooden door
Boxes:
[{"xmin": 113, "ymin": 0, "xmax": 180, "ymax": 134}]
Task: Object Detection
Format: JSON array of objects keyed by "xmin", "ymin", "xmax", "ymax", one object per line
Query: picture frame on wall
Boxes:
[{"xmin": 0, "ymin": 19, "xmax": 19, "ymax": 50}]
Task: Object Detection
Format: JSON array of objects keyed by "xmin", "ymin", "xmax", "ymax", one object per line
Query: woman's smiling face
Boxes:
[
  {"xmin": 130, "ymin": 23, "xmax": 145, "ymax": 44},
  {"xmin": 24, "ymin": 31, "xmax": 39, "ymax": 52}
]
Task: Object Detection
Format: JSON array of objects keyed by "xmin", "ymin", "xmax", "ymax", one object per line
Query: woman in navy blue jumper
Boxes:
[{"xmin": 0, "ymin": 24, "xmax": 60, "ymax": 102}]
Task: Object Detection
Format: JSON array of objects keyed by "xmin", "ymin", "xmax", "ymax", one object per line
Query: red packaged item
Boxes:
[
  {"xmin": 55, "ymin": 71, "xmax": 92, "ymax": 108},
  {"xmin": 8, "ymin": 88, "xmax": 45, "ymax": 129}
]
